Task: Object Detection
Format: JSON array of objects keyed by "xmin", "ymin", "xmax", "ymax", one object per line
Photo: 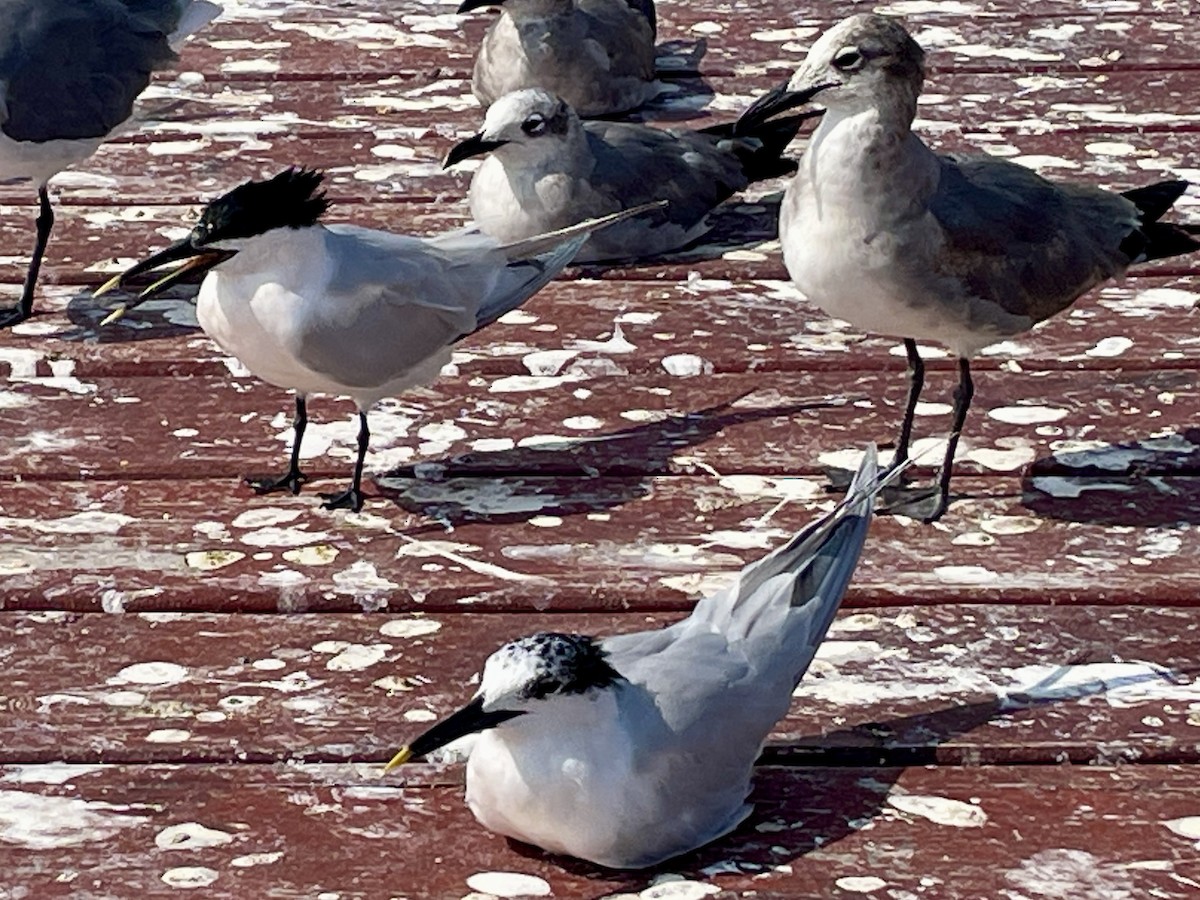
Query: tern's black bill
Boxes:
[
  {"xmin": 94, "ymin": 237, "xmax": 234, "ymax": 322},
  {"xmin": 457, "ymin": 0, "xmax": 501, "ymax": 13},
  {"xmin": 444, "ymin": 134, "xmax": 511, "ymax": 169},
  {"xmin": 735, "ymin": 81, "xmax": 835, "ymax": 135},
  {"xmin": 385, "ymin": 696, "xmax": 523, "ymax": 772}
]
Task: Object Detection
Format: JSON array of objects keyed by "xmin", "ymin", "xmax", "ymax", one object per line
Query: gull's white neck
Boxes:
[{"xmin": 800, "ymin": 101, "xmax": 936, "ymax": 218}]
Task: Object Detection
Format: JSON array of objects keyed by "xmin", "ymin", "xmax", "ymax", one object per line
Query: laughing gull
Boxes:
[
  {"xmin": 459, "ymin": 0, "xmax": 658, "ymax": 116},
  {"xmin": 95, "ymin": 168, "xmax": 660, "ymax": 513},
  {"xmin": 444, "ymin": 88, "xmax": 814, "ymax": 262},
  {"xmin": 384, "ymin": 446, "xmax": 883, "ymax": 868},
  {"xmin": 738, "ymin": 14, "xmax": 1199, "ymax": 522},
  {"xmin": 0, "ymin": 0, "xmax": 221, "ymax": 329}
]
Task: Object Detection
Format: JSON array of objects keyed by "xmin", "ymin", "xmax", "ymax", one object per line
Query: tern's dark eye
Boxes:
[
  {"xmin": 832, "ymin": 47, "xmax": 864, "ymax": 71},
  {"xmin": 521, "ymin": 114, "xmax": 547, "ymax": 135}
]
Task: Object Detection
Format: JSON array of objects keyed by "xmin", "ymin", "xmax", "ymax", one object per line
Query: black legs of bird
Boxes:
[
  {"xmin": 320, "ymin": 411, "xmax": 370, "ymax": 513},
  {"xmin": 892, "ymin": 338, "xmax": 925, "ymax": 470},
  {"xmin": 885, "ymin": 344, "xmax": 974, "ymax": 524},
  {"xmin": 246, "ymin": 398, "xmax": 368, "ymax": 513},
  {"xmin": 247, "ymin": 395, "xmax": 310, "ymax": 496},
  {"xmin": 0, "ymin": 187, "xmax": 54, "ymax": 329}
]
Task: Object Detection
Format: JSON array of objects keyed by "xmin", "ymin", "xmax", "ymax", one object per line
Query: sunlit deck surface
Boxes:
[{"xmin": 2, "ymin": 0, "xmax": 1199, "ymax": 896}]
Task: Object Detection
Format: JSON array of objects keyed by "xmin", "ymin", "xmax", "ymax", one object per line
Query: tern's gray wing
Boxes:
[
  {"xmin": 607, "ymin": 446, "xmax": 878, "ymax": 728},
  {"xmin": 0, "ymin": 0, "xmax": 183, "ymax": 142},
  {"xmin": 601, "ymin": 448, "xmax": 879, "ymax": 866},
  {"xmin": 288, "ymin": 225, "xmax": 581, "ymax": 392},
  {"xmin": 928, "ymin": 154, "xmax": 1139, "ymax": 323}
]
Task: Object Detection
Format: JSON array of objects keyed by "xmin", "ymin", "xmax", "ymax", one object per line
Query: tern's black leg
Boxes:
[
  {"xmin": 0, "ymin": 186, "xmax": 54, "ymax": 329},
  {"xmin": 246, "ymin": 395, "xmax": 309, "ymax": 495},
  {"xmin": 891, "ymin": 338, "xmax": 925, "ymax": 470},
  {"xmin": 922, "ymin": 356, "xmax": 974, "ymax": 523},
  {"xmin": 321, "ymin": 411, "xmax": 369, "ymax": 513}
]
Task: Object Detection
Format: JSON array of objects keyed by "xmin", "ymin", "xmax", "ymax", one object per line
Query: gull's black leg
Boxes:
[
  {"xmin": 246, "ymin": 395, "xmax": 309, "ymax": 495},
  {"xmin": 891, "ymin": 337, "xmax": 925, "ymax": 470},
  {"xmin": 321, "ymin": 410, "xmax": 369, "ymax": 513},
  {"xmin": 0, "ymin": 186, "xmax": 54, "ymax": 329},
  {"xmin": 922, "ymin": 356, "xmax": 974, "ymax": 523}
]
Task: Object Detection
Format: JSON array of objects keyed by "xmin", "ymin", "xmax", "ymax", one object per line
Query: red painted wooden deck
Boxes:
[{"xmin": 2, "ymin": 1, "xmax": 1199, "ymax": 897}]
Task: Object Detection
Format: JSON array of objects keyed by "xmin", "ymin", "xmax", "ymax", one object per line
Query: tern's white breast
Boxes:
[{"xmin": 196, "ymin": 230, "xmax": 340, "ymax": 396}]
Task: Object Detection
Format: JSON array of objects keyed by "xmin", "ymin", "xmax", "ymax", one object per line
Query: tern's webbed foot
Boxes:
[
  {"xmin": 879, "ymin": 484, "xmax": 950, "ymax": 523},
  {"xmin": 320, "ymin": 487, "xmax": 364, "ymax": 513},
  {"xmin": 245, "ymin": 470, "xmax": 307, "ymax": 495}
]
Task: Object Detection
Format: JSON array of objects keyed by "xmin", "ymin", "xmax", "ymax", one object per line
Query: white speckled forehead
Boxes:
[{"xmin": 482, "ymin": 88, "xmax": 566, "ymax": 133}]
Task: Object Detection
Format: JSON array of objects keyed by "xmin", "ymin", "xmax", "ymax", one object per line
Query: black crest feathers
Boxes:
[
  {"xmin": 502, "ymin": 632, "xmax": 624, "ymax": 700},
  {"xmin": 193, "ymin": 168, "xmax": 330, "ymax": 245}
]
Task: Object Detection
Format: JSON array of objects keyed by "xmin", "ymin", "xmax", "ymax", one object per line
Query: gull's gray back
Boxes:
[
  {"xmin": 927, "ymin": 154, "xmax": 1140, "ymax": 324},
  {"xmin": 474, "ymin": 0, "xmax": 656, "ymax": 115},
  {"xmin": 0, "ymin": 0, "xmax": 193, "ymax": 142}
]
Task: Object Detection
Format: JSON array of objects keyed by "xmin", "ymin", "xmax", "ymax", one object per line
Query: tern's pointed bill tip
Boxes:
[
  {"xmin": 92, "ymin": 274, "xmax": 123, "ymax": 299},
  {"xmin": 382, "ymin": 746, "xmax": 414, "ymax": 774},
  {"xmin": 99, "ymin": 306, "xmax": 128, "ymax": 327}
]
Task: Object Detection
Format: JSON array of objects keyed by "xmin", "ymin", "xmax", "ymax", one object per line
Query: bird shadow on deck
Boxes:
[
  {"xmin": 1022, "ymin": 428, "xmax": 1200, "ymax": 526},
  {"xmin": 496, "ymin": 666, "xmax": 1185, "ymax": 896},
  {"xmin": 377, "ymin": 392, "xmax": 846, "ymax": 529},
  {"xmin": 60, "ymin": 285, "xmax": 200, "ymax": 342}
]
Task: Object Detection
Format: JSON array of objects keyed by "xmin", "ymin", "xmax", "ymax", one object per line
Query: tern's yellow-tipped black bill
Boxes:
[
  {"xmin": 382, "ymin": 746, "xmax": 414, "ymax": 774},
  {"xmin": 93, "ymin": 237, "xmax": 234, "ymax": 325}
]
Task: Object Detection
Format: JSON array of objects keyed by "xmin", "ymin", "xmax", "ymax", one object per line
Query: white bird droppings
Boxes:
[
  {"xmin": 1085, "ymin": 336, "xmax": 1134, "ymax": 358},
  {"xmin": 0, "ymin": 790, "xmax": 142, "ymax": 849},
  {"xmin": 281, "ymin": 545, "xmax": 340, "ymax": 566},
  {"xmin": 325, "ymin": 643, "xmax": 391, "ymax": 672},
  {"xmin": 464, "ymin": 872, "xmax": 552, "ymax": 897},
  {"xmin": 888, "ymin": 794, "xmax": 987, "ymax": 827},
  {"xmin": 145, "ymin": 729, "xmax": 192, "ymax": 744},
  {"xmin": 230, "ymin": 508, "xmax": 302, "ymax": 529},
  {"xmin": 641, "ymin": 879, "xmax": 721, "ymax": 900},
  {"xmin": 379, "ymin": 618, "xmax": 442, "ymax": 639},
  {"xmin": 987, "ymin": 405, "xmax": 1068, "ymax": 425},
  {"xmin": 1164, "ymin": 816, "xmax": 1200, "ymax": 839},
  {"xmin": 155, "ymin": 822, "xmax": 235, "ymax": 851},
  {"xmin": 161, "ymin": 866, "xmax": 219, "ymax": 889},
  {"xmin": 230, "ymin": 851, "xmax": 285, "ymax": 867},
  {"xmin": 113, "ymin": 662, "xmax": 189, "ymax": 687},
  {"xmin": 185, "ymin": 550, "xmax": 246, "ymax": 571},
  {"xmin": 835, "ymin": 876, "xmax": 888, "ymax": 893},
  {"xmin": 933, "ymin": 565, "xmax": 998, "ymax": 585},
  {"xmin": 661, "ymin": 353, "xmax": 712, "ymax": 377}
]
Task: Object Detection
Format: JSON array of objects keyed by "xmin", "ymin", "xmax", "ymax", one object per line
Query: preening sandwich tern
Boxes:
[{"xmin": 383, "ymin": 446, "xmax": 883, "ymax": 868}]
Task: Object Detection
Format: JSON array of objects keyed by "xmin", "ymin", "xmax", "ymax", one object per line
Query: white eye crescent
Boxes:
[{"xmin": 832, "ymin": 46, "xmax": 864, "ymax": 71}]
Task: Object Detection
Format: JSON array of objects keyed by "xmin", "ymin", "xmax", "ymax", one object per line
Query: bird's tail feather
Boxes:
[
  {"xmin": 495, "ymin": 201, "xmax": 667, "ymax": 260},
  {"xmin": 471, "ymin": 202, "xmax": 668, "ymax": 332},
  {"xmin": 1120, "ymin": 180, "xmax": 1199, "ymax": 263},
  {"xmin": 701, "ymin": 112, "xmax": 817, "ymax": 182},
  {"xmin": 692, "ymin": 446, "xmax": 884, "ymax": 668},
  {"xmin": 167, "ymin": 1, "xmax": 222, "ymax": 48}
]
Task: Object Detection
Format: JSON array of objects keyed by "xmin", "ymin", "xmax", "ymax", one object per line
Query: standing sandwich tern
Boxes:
[
  {"xmin": 0, "ymin": 0, "xmax": 221, "ymax": 329},
  {"xmin": 459, "ymin": 0, "xmax": 658, "ymax": 117},
  {"xmin": 383, "ymin": 447, "xmax": 883, "ymax": 868},
  {"xmin": 96, "ymin": 168, "xmax": 661, "ymax": 512},
  {"xmin": 445, "ymin": 88, "xmax": 815, "ymax": 262},
  {"xmin": 737, "ymin": 14, "xmax": 1199, "ymax": 522}
]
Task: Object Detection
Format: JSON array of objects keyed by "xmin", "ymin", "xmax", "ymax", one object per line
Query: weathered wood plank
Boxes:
[
  {"xmin": 1, "ymin": 370, "xmax": 1197, "ymax": 482},
  {"xmin": 3, "ymin": 275, "xmax": 1197, "ymax": 379},
  {"xmin": 1, "ymin": 474, "xmax": 1199, "ymax": 613},
  {"xmin": 1, "ymin": 762, "xmax": 1197, "ymax": 898},
  {"xmin": 2, "ymin": 607, "xmax": 1197, "ymax": 765}
]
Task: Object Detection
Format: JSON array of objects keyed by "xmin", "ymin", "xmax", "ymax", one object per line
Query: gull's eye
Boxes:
[
  {"xmin": 521, "ymin": 114, "xmax": 547, "ymax": 136},
  {"xmin": 832, "ymin": 47, "xmax": 864, "ymax": 71}
]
